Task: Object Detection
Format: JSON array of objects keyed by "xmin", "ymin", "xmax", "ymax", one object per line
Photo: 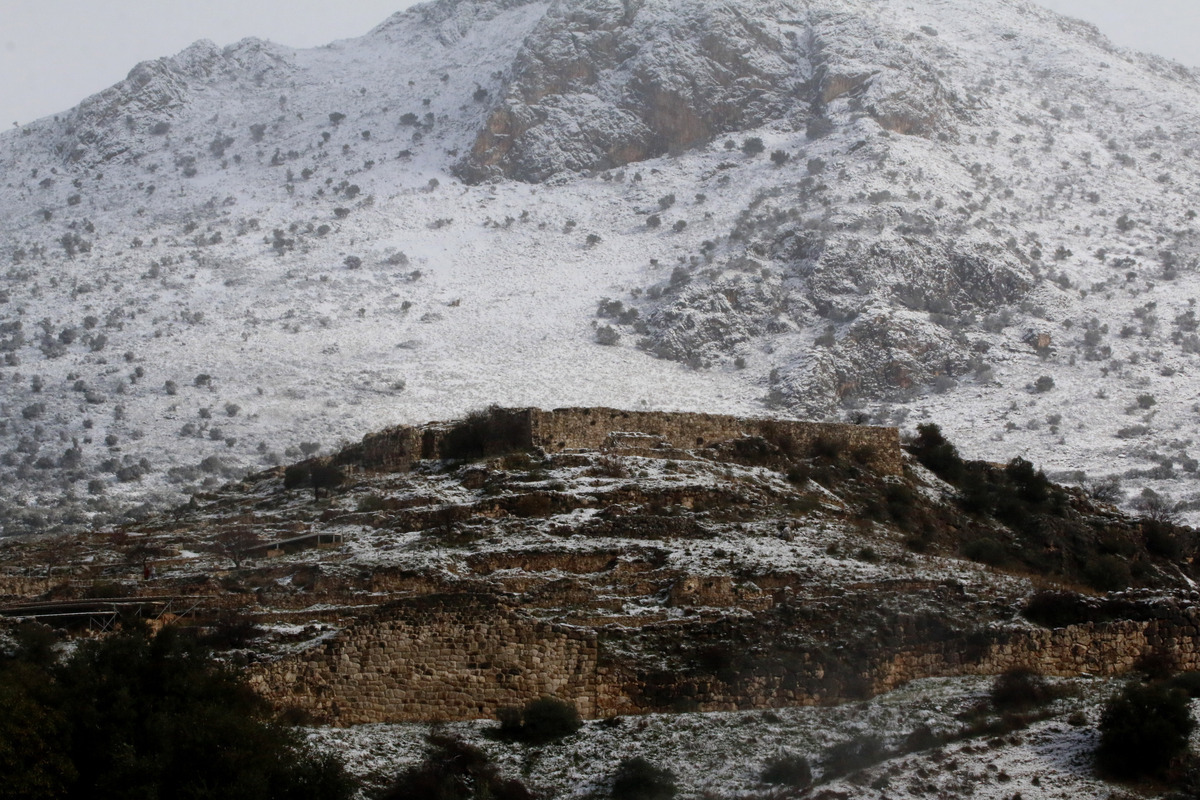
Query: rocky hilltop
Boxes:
[
  {"xmin": 3, "ymin": 408, "xmax": 1196, "ymax": 725},
  {"xmin": 0, "ymin": 0, "xmax": 1198, "ymax": 544}
]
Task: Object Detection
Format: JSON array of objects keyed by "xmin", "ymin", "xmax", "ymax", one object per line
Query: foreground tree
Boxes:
[
  {"xmin": 0, "ymin": 624, "xmax": 356, "ymax": 800},
  {"xmin": 309, "ymin": 463, "xmax": 345, "ymax": 500}
]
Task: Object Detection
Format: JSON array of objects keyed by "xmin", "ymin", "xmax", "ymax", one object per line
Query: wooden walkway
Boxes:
[{"xmin": 0, "ymin": 595, "xmax": 203, "ymax": 631}]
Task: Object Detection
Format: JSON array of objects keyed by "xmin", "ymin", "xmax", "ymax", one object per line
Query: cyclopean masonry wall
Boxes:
[
  {"xmin": 346, "ymin": 407, "xmax": 903, "ymax": 476},
  {"xmin": 249, "ymin": 593, "xmax": 599, "ymax": 725},
  {"xmin": 251, "ymin": 592, "xmax": 1200, "ymax": 725}
]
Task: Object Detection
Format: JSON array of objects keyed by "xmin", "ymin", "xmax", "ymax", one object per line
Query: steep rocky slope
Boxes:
[{"xmin": 0, "ymin": 0, "xmax": 1199, "ymax": 538}]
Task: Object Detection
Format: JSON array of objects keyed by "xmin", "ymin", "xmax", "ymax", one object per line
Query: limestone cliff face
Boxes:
[{"xmin": 457, "ymin": 0, "xmax": 967, "ymax": 182}]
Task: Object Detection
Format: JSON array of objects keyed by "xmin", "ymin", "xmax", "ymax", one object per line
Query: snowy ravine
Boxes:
[{"xmin": 1, "ymin": 0, "xmax": 1199, "ymax": 534}]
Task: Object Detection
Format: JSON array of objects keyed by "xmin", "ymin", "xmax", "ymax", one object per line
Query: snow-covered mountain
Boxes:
[{"xmin": 1, "ymin": 0, "xmax": 1198, "ymax": 534}]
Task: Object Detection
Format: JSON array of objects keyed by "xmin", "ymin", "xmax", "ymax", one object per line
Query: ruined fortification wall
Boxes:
[
  {"xmin": 0, "ymin": 575, "xmax": 62, "ymax": 598},
  {"xmin": 528, "ymin": 407, "xmax": 901, "ymax": 475},
  {"xmin": 351, "ymin": 426, "xmax": 424, "ymax": 473},
  {"xmin": 351, "ymin": 407, "xmax": 902, "ymax": 476},
  {"xmin": 249, "ymin": 594, "xmax": 598, "ymax": 725},
  {"xmin": 252, "ymin": 594, "xmax": 1200, "ymax": 724},
  {"xmin": 875, "ymin": 618, "xmax": 1189, "ymax": 692},
  {"xmin": 619, "ymin": 609, "xmax": 1200, "ymax": 715}
]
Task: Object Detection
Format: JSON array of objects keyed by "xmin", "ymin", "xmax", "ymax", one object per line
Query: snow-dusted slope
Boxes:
[{"xmin": 0, "ymin": 0, "xmax": 1198, "ymax": 534}]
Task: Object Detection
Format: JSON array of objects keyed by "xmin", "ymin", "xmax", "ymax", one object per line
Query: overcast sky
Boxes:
[{"xmin": 1, "ymin": 0, "xmax": 1197, "ymax": 127}]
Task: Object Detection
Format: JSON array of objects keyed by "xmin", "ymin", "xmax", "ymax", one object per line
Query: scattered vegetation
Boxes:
[
  {"xmin": 495, "ymin": 696, "xmax": 582, "ymax": 744},
  {"xmin": 989, "ymin": 668, "xmax": 1063, "ymax": 711},
  {"xmin": 821, "ymin": 734, "xmax": 886, "ymax": 779},
  {"xmin": 760, "ymin": 752, "xmax": 812, "ymax": 788},
  {"xmin": 907, "ymin": 424, "xmax": 1186, "ymax": 589}
]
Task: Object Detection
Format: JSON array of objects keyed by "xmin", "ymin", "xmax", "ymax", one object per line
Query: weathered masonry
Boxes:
[
  {"xmin": 345, "ymin": 407, "xmax": 903, "ymax": 475},
  {"xmin": 251, "ymin": 592, "xmax": 1200, "ymax": 726},
  {"xmin": 249, "ymin": 594, "xmax": 599, "ymax": 724}
]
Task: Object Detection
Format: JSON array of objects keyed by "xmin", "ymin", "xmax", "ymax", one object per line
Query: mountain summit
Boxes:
[{"xmin": 0, "ymin": 0, "xmax": 1198, "ymax": 534}]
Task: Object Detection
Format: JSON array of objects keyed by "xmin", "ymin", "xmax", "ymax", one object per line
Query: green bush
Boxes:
[
  {"xmin": 786, "ymin": 464, "xmax": 811, "ymax": 485},
  {"xmin": 761, "ymin": 753, "xmax": 812, "ymax": 788},
  {"xmin": 730, "ymin": 436, "xmax": 780, "ymax": 465},
  {"xmin": 283, "ymin": 463, "xmax": 309, "ymax": 490},
  {"xmin": 1144, "ymin": 521, "xmax": 1183, "ymax": 559},
  {"xmin": 381, "ymin": 734, "xmax": 532, "ymax": 800},
  {"xmin": 821, "ymin": 735, "xmax": 886, "ymax": 779},
  {"xmin": 962, "ymin": 537, "xmax": 1007, "ymax": 567},
  {"xmin": 990, "ymin": 668, "xmax": 1059, "ymax": 711},
  {"xmin": 1004, "ymin": 458, "xmax": 1052, "ymax": 505},
  {"xmin": 1135, "ymin": 651, "xmax": 1178, "ymax": 681},
  {"xmin": 883, "ymin": 483, "xmax": 917, "ymax": 524},
  {"xmin": 1085, "ymin": 554, "xmax": 1132, "ymax": 592},
  {"xmin": 1097, "ymin": 681, "xmax": 1195, "ymax": 779},
  {"xmin": 901, "ymin": 724, "xmax": 941, "ymax": 753},
  {"xmin": 495, "ymin": 696, "xmax": 582, "ymax": 744},
  {"xmin": 741, "ymin": 137, "xmax": 765, "ymax": 156},
  {"xmin": 611, "ymin": 757, "xmax": 677, "ymax": 800},
  {"xmin": 356, "ymin": 494, "xmax": 389, "ymax": 512},
  {"xmin": 908, "ymin": 423, "xmax": 963, "ymax": 482},
  {"xmin": 309, "ymin": 463, "xmax": 345, "ymax": 500},
  {"xmin": 1022, "ymin": 591, "xmax": 1091, "ymax": 628}
]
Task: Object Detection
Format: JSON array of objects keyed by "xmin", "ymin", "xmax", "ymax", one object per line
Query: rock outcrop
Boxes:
[{"xmin": 458, "ymin": 0, "xmax": 966, "ymax": 182}]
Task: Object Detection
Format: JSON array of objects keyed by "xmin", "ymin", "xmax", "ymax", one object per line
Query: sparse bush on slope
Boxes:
[
  {"xmin": 495, "ymin": 696, "xmax": 583, "ymax": 743},
  {"xmin": 611, "ymin": 757, "xmax": 677, "ymax": 800},
  {"xmin": 1097, "ymin": 680, "xmax": 1194, "ymax": 779},
  {"xmin": 380, "ymin": 734, "xmax": 532, "ymax": 800}
]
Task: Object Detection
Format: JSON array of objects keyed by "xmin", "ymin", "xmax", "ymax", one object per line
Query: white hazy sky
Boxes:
[{"xmin": 1, "ymin": 0, "xmax": 1198, "ymax": 126}]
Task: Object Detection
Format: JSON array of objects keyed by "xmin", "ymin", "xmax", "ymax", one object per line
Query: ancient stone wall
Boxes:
[
  {"xmin": 0, "ymin": 575, "xmax": 62, "ymax": 599},
  {"xmin": 249, "ymin": 593, "xmax": 598, "ymax": 725},
  {"xmin": 351, "ymin": 407, "xmax": 903, "ymax": 476},
  {"xmin": 349, "ymin": 425, "xmax": 424, "ymax": 473},
  {"xmin": 252, "ymin": 594, "xmax": 1200, "ymax": 724},
  {"xmin": 528, "ymin": 408, "xmax": 901, "ymax": 475},
  {"xmin": 616, "ymin": 608, "xmax": 1200, "ymax": 716}
]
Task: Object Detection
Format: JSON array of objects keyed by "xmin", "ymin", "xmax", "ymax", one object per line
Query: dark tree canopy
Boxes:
[
  {"xmin": 380, "ymin": 734, "xmax": 532, "ymax": 800},
  {"xmin": 0, "ymin": 625, "xmax": 355, "ymax": 800},
  {"xmin": 309, "ymin": 464, "xmax": 345, "ymax": 500},
  {"xmin": 1097, "ymin": 680, "xmax": 1195, "ymax": 779}
]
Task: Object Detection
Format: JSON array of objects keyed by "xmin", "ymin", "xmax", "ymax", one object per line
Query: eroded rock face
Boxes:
[
  {"xmin": 460, "ymin": 0, "xmax": 811, "ymax": 181},
  {"xmin": 636, "ymin": 208, "xmax": 1032, "ymax": 412},
  {"xmin": 458, "ymin": 0, "xmax": 967, "ymax": 182}
]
